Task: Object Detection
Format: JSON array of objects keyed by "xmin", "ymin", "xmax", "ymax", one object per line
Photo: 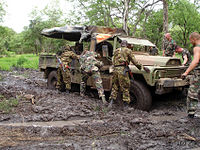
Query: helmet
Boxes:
[{"xmin": 121, "ymin": 40, "xmax": 128, "ymax": 47}]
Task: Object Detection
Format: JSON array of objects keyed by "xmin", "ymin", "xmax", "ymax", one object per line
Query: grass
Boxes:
[
  {"xmin": 0, "ymin": 95, "xmax": 19, "ymax": 114},
  {"xmin": 0, "ymin": 53, "xmax": 39, "ymax": 71}
]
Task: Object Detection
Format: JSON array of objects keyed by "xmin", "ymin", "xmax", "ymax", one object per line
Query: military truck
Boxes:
[{"xmin": 39, "ymin": 26, "xmax": 188, "ymax": 111}]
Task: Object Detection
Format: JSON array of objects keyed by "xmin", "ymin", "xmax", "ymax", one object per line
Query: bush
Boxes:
[
  {"xmin": 16, "ymin": 56, "xmax": 28, "ymax": 67},
  {"xmin": 0, "ymin": 95, "xmax": 19, "ymax": 114},
  {"xmin": 0, "ymin": 49, "xmax": 11, "ymax": 57}
]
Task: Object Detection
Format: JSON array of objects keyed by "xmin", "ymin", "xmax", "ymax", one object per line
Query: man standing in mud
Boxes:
[
  {"xmin": 182, "ymin": 32, "xmax": 200, "ymax": 118},
  {"xmin": 163, "ymin": 33, "xmax": 177, "ymax": 57},
  {"xmin": 79, "ymin": 48, "xmax": 107, "ymax": 105},
  {"xmin": 109, "ymin": 40, "xmax": 150, "ymax": 107},
  {"xmin": 56, "ymin": 45, "xmax": 79, "ymax": 93}
]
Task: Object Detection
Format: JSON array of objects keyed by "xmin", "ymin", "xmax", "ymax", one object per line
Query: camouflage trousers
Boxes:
[
  {"xmin": 110, "ymin": 69, "xmax": 130, "ymax": 103},
  {"xmin": 187, "ymin": 70, "xmax": 200, "ymax": 115},
  {"xmin": 80, "ymin": 71, "xmax": 105, "ymax": 98},
  {"xmin": 56, "ymin": 66, "xmax": 71, "ymax": 90}
]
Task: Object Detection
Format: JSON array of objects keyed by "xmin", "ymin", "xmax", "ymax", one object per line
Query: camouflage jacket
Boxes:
[
  {"xmin": 182, "ymin": 48, "xmax": 192, "ymax": 66},
  {"xmin": 60, "ymin": 50, "xmax": 78, "ymax": 66},
  {"xmin": 80, "ymin": 51, "xmax": 103, "ymax": 73},
  {"xmin": 112, "ymin": 47, "xmax": 142, "ymax": 70},
  {"xmin": 164, "ymin": 39, "xmax": 177, "ymax": 56}
]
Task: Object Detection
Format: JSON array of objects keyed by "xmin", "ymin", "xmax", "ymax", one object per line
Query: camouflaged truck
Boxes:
[{"xmin": 39, "ymin": 26, "xmax": 189, "ymax": 111}]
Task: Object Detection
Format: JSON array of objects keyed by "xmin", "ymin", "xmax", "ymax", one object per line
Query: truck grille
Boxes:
[{"xmin": 159, "ymin": 68, "xmax": 185, "ymax": 78}]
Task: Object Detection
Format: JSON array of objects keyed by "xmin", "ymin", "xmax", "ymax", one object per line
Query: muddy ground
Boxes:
[{"xmin": 0, "ymin": 69, "xmax": 200, "ymax": 150}]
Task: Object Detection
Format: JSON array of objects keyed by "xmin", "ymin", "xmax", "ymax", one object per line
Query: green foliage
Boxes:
[
  {"xmin": 144, "ymin": 10, "xmax": 164, "ymax": 49},
  {"xmin": 0, "ymin": 0, "xmax": 6, "ymax": 23},
  {"xmin": 169, "ymin": 0, "xmax": 200, "ymax": 50},
  {"xmin": 2, "ymin": 0, "xmax": 69, "ymax": 55},
  {"xmin": 0, "ymin": 54, "xmax": 39, "ymax": 71},
  {"xmin": 0, "ymin": 95, "xmax": 19, "ymax": 114},
  {"xmin": 1, "ymin": 0, "xmax": 200, "ymax": 54},
  {"xmin": 0, "ymin": 26, "xmax": 16, "ymax": 55},
  {"xmin": 16, "ymin": 56, "xmax": 28, "ymax": 67}
]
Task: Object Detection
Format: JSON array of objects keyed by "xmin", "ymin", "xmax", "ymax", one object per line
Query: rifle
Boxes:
[
  {"xmin": 56, "ymin": 55, "xmax": 66, "ymax": 72},
  {"xmin": 123, "ymin": 61, "xmax": 134, "ymax": 80},
  {"xmin": 56, "ymin": 55, "xmax": 77, "ymax": 73}
]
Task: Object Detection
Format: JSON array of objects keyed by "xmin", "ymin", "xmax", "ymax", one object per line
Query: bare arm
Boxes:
[
  {"xmin": 163, "ymin": 50, "xmax": 165, "ymax": 56},
  {"xmin": 182, "ymin": 47, "xmax": 200, "ymax": 76},
  {"xmin": 172, "ymin": 51, "xmax": 176, "ymax": 57},
  {"xmin": 182, "ymin": 55, "xmax": 188, "ymax": 65}
]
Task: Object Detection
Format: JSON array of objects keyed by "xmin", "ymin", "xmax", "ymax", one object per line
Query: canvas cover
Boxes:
[
  {"xmin": 41, "ymin": 25, "xmax": 126, "ymax": 42},
  {"xmin": 118, "ymin": 36, "xmax": 156, "ymax": 47}
]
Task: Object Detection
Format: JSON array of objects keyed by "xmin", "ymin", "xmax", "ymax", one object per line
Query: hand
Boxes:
[
  {"xmin": 143, "ymin": 66, "xmax": 150, "ymax": 73},
  {"xmin": 181, "ymin": 72, "xmax": 188, "ymax": 80}
]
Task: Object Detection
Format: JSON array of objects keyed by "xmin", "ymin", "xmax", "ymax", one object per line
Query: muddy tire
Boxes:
[
  {"xmin": 130, "ymin": 80, "xmax": 152, "ymax": 111},
  {"xmin": 47, "ymin": 70, "xmax": 57, "ymax": 89}
]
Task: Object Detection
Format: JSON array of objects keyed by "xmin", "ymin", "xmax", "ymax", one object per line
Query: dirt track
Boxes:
[{"xmin": 0, "ymin": 69, "xmax": 200, "ymax": 150}]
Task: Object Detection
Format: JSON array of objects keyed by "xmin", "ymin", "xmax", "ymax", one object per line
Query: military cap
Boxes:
[{"xmin": 121, "ymin": 40, "xmax": 128, "ymax": 47}]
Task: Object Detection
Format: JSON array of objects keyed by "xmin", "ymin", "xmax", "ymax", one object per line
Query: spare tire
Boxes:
[
  {"xmin": 130, "ymin": 80, "xmax": 152, "ymax": 111},
  {"xmin": 47, "ymin": 70, "xmax": 57, "ymax": 89}
]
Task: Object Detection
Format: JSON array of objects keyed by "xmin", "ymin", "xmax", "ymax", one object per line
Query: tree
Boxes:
[
  {"xmin": 0, "ymin": 26, "xmax": 16, "ymax": 54},
  {"xmin": 67, "ymin": 0, "xmax": 162, "ymax": 36},
  {"xmin": 162, "ymin": 0, "xmax": 168, "ymax": 34},
  {"xmin": 144, "ymin": 10, "xmax": 163, "ymax": 49},
  {"xmin": 0, "ymin": 0, "xmax": 6, "ymax": 23},
  {"xmin": 170, "ymin": 0, "xmax": 200, "ymax": 49},
  {"xmin": 22, "ymin": 0, "xmax": 67, "ymax": 54}
]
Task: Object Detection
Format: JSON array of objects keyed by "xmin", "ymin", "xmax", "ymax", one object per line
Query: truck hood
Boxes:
[{"xmin": 134, "ymin": 55, "xmax": 182, "ymax": 66}]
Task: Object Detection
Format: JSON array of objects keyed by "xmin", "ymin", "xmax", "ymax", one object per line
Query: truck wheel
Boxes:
[
  {"xmin": 130, "ymin": 80, "xmax": 152, "ymax": 111},
  {"xmin": 47, "ymin": 70, "xmax": 57, "ymax": 89}
]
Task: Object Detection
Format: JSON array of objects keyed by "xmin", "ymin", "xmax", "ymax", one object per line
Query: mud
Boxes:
[{"xmin": 0, "ymin": 68, "xmax": 200, "ymax": 150}]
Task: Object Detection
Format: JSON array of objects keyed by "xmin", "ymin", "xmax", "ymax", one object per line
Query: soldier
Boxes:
[
  {"xmin": 109, "ymin": 40, "xmax": 150, "ymax": 107},
  {"xmin": 149, "ymin": 46, "xmax": 158, "ymax": 56},
  {"xmin": 182, "ymin": 32, "xmax": 200, "ymax": 118},
  {"xmin": 163, "ymin": 33, "xmax": 177, "ymax": 57},
  {"xmin": 79, "ymin": 49, "xmax": 107, "ymax": 104},
  {"xmin": 56, "ymin": 45, "xmax": 79, "ymax": 93},
  {"xmin": 175, "ymin": 46, "xmax": 192, "ymax": 66}
]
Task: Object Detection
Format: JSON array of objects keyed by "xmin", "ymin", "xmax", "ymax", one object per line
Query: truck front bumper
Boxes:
[{"xmin": 155, "ymin": 78, "xmax": 189, "ymax": 95}]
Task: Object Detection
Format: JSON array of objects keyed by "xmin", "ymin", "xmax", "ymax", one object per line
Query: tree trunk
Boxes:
[
  {"xmin": 162, "ymin": 0, "xmax": 168, "ymax": 49},
  {"xmin": 123, "ymin": 0, "xmax": 130, "ymax": 35}
]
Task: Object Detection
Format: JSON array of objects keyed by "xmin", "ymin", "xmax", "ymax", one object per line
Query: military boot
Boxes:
[{"xmin": 188, "ymin": 110, "xmax": 195, "ymax": 118}]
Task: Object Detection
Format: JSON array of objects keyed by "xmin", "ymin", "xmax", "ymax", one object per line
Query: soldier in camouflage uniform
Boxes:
[
  {"xmin": 109, "ymin": 40, "xmax": 150, "ymax": 106},
  {"xmin": 182, "ymin": 32, "xmax": 200, "ymax": 118},
  {"xmin": 79, "ymin": 49, "xmax": 107, "ymax": 104},
  {"xmin": 163, "ymin": 33, "xmax": 177, "ymax": 57},
  {"xmin": 56, "ymin": 45, "xmax": 78, "ymax": 93},
  {"xmin": 175, "ymin": 46, "xmax": 192, "ymax": 66}
]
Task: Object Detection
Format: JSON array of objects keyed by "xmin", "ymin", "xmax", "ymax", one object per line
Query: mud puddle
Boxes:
[{"xmin": 0, "ymin": 69, "xmax": 200, "ymax": 149}]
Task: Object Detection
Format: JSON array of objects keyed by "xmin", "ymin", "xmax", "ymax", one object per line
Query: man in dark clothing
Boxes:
[
  {"xmin": 175, "ymin": 46, "xmax": 192, "ymax": 66},
  {"xmin": 149, "ymin": 46, "xmax": 158, "ymax": 56}
]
